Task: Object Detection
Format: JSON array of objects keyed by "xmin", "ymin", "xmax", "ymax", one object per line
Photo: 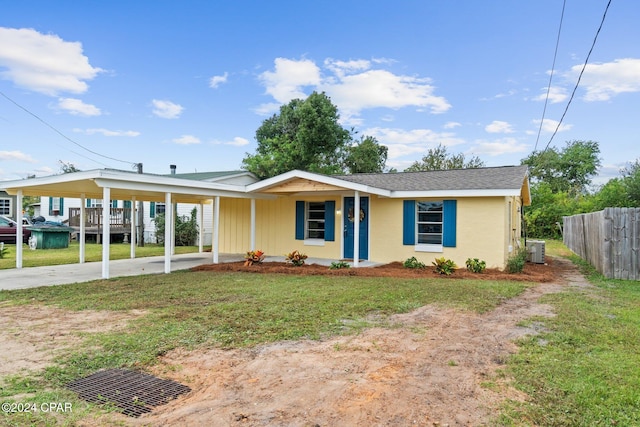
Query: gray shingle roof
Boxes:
[{"xmin": 333, "ymin": 165, "xmax": 528, "ymax": 192}]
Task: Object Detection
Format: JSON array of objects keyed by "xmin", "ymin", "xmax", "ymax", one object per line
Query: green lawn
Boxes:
[
  {"xmin": 1, "ymin": 240, "xmax": 639, "ymax": 426},
  {"xmin": 0, "ymin": 242, "xmax": 202, "ymax": 269}
]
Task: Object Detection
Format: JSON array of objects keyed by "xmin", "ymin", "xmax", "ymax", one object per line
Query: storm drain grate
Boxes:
[{"xmin": 67, "ymin": 369, "xmax": 191, "ymax": 417}]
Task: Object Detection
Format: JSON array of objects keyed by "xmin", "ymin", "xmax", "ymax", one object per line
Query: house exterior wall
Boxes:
[
  {"xmin": 218, "ymin": 194, "xmax": 517, "ymax": 269},
  {"xmin": 0, "ymin": 191, "xmax": 17, "ymax": 219}
]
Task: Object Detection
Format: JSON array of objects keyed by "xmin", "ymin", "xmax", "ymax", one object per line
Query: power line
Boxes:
[
  {"xmin": 541, "ymin": 0, "xmax": 613, "ymax": 154},
  {"xmin": 0, "ymin": 90, "xmax": 136, "ymax": 168},
  {"xmin": 533, "ymin": 0, "xmax": 566, "ymax": 153}
]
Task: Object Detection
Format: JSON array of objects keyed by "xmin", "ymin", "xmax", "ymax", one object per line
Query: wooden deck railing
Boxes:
[{"xmin": 68, "ymin": 207, "xmax": 133, "ymax": 229}]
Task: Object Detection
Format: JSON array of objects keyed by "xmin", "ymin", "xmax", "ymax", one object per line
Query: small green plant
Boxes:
[
  {"xmin": 0, "ymin": 243, "xmax": 7, "ymax": 259},
  {"xmin": 506, "ymin": 250, "xmax": 527, "ymax": 273},
  {"xmin": 403, "ymin": 256, "xmax": 426, "ymax": 269},
  {"xmin": 432, "ymin": 257, "xmax": 457, "ymax": 275},
  {"xmin": 285, "ymin": 250, "xmax": 308, "ymax": 266},
  {"xmin": 329, "ymin": 261, "xmax": 351, "ymax": 270},
  {"xmin": 465, "ymin": 258, "xmax": 486, "ymax": 273}
]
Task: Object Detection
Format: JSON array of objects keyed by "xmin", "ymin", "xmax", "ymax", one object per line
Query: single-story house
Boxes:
[{"xmin": 1, "ymin": 165, "xmax": 530, "ymax": 277}]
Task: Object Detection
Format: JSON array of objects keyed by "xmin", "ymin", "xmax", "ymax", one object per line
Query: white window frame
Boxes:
[
  {"xmin": 415, "ymin": 201, "xmax": 444, "ymax": 253},
  {"xmin": 304, "ymin": 201, "xmax": 325, "ymax": 245},
  {"xmin": 0, "ymin": 198, "xmax": 11, "ymax": 216}
]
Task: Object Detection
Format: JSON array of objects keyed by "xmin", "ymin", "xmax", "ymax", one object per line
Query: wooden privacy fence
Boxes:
[{"xmin": 563, "ymin": 208, "xmax": 640, "ymax": 280}]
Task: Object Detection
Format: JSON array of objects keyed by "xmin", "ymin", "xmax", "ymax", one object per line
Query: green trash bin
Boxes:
[{"xmin": 27, "ymin": 226, "xmax": 74, "ymax": 249}]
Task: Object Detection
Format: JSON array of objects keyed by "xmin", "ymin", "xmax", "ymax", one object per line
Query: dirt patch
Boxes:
[
  {"xmin": 116, "ymin": 258, "xmax": 574, "ymax": 427},
  {"xmin": 0, "ymin": 305, "xmax": 145, "ymax": 378},
  {"xmin": 192, "ymin": 257, "xmax": 559, "ymax": 283}
]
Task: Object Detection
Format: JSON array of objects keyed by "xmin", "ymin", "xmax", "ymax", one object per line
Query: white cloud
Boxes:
[
  {"xmin": 257, "ymin": 57, "xmax": 451, "ymax": 120},
  {"xmin": 173, "ymin": 135, "xmax": 200, "ymax": 145},
  {"xmin": 74, "ymin": 128, "xmax": 140, "ymax": 137},
  {"xmin": 253, "ymin": 102, "xmax": 281, "ymax": 116},
  {"xmin": 533, "ymin": 86, "xmax": 567, "ymax": 104},
  {"xmin": 470, "ymin": 138, "xmax": 529, "ymax": 157},
  {"xmin": 0, "ymin": 150, "xmax": 36, "ymax": 163},
  {"xmin": 152, "ymin": 99, "xmax": 184, "ymax": 119},
  {"xmin": 443, "ymin": 121, "xmax": 461, "ymax": 129},
  {"xmin": 485, "ymin": 120, "xmax": 514, "ymax": 134},
  {"xmin": 258, "ymin": 58, "xmax": 321, "ymax": 104},
  {"xmin": 532, "ymin": 118, "xmax": 572, "ymax": 133},
  {"xmin": 212, "ymin": 137, "xmax": 250, "ymax": 146},
  {"xmin": 0, "ymin": 27, "xmax": 102, "ymax": 96},
  {"xmin": 364, "ymin": 127, "xmax": 465, "ymax": 159},
  {"xmin": 57, "ymin": 98, "xmax": 101, "ymax": 116},
  {"xmin": 566, "ymin": 58, "xmax": 640, "ymax": 101},
  {"xmin": 209, "ymin": 72, "xmax": 228, "ymax": 89}
]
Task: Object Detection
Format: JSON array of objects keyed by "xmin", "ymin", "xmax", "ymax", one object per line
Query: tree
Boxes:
[
  {"xmin": 622, "ymin": 159, "xmax": 640, "ymax": 206},
  {"xmin": 521, "ymin": 140, "xmax": 601, "ymax": 195},
  {"xmin": 242, "ymin": 92, "xmax": 352, "ymax": 179},
  {"xmin": 404, "ymin": 144, "xmax": 485, "ymax": 172},
  {"xmin": 344, "ymin": 136, "xmax": 388, "ymax": 174}
]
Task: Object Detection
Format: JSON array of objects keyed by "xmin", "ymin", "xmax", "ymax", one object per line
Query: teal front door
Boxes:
[{"xmin": 344, "ymin": 197, "xmax": 369, "ymax": 260}]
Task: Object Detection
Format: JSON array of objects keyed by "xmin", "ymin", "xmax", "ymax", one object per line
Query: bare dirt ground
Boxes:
[{"xmin": 0, "ymin": 257, "xmax": 581, "ymax": 426}]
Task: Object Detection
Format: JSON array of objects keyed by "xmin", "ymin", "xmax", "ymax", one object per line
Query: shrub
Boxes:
[
  {"xmin": 329, "ymin": 260, "xmax": 351, "ymax": 270},
  {"xmin": 432, "ymin": 257, "xmax": 457, "ymax": 275},
  {"xmin": 403, "ymin": 256, "xmax": 426, "ymax": 269},
  {"xmin": 506, "ymin": 250, "xmax": 527, "ymax": 273},
  {"xmin": 465, "ymin": 258, "xmax": 486, "ymax": 273},
  {"xmin": 244, "ymin": 250, "xmax": 265, "ymax": 266},
  {"xmin": 153, "ymin": 207, "xmax": 199, "ymax": 246},
  {"xmin": 285, "ymin": 250, "xmax": 308, "ymax": 266}
]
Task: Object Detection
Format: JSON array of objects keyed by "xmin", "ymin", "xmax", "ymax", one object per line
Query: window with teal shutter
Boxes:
[
  {"xmin": 295, "ymin": 200, "xmax": 335, "ymax": 241},
  {"xmin": 403, "ymin": 199, "xmax": 456, "ymax": 247}
]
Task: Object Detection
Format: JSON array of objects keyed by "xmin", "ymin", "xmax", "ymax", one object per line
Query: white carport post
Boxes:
[
  {"xmin": 212, "ymin": 196, "xmax": 220, "ymax": 264},
  {"xmin": 130, "ymin": 197, "xmax": 136, "ymax": 259},
  {"xmin": 80, "ymin": 194, "xmax": 86, "ymax": 264},
  {"xmin": 353, "ymin": 191, "xmax": 360, "ymax": 268},
  {"xmin": 250, "ymin": 198, "xmax": 256, "ymax": 251},
  {"xmin": 170, "ymin": 201, "xmax": 176, "ymax": 256},
  {"xmin": 102, "ymin": 187, "xmax": 111, "ymax": 279},
  {"xmin": 198, "ymin": 202, "xmax": 204, "ymax": 253},
  {"xmin": 16, "ymin": 190, "xmax": 23, "ymax": 269},
  {"xmin": 164, "ymin": 192, "xmax": 172, "ymax": 274}
]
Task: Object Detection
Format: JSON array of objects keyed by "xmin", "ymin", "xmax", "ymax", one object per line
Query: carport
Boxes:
[{"xmin": 2, "ymin": 169, "xmax": 272, "ymax": 278}]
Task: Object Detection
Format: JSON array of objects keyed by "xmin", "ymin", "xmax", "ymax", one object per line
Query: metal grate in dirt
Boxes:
[{"xmin": 67, "ymin": 368, "xmax": 191, "ymax": 417}]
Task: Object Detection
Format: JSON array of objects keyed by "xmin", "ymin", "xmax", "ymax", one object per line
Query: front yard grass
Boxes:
[
  {"xmin": 0, "ymin": 271, "xmax": 526, "ymax": 425},
  {"xmin": 0, "ymin": 242, "xmax": 202, "ymax": 269}
]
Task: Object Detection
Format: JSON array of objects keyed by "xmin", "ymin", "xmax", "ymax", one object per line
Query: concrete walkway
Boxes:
[{"xmin": 0, "ymin": 253, "xmax": 379, "ymax": 290}]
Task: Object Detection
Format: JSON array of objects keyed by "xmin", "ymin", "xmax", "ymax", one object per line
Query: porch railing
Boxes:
[{"xmin": 68, "ymin": 207, "xmax": 133, "ymax": 229}]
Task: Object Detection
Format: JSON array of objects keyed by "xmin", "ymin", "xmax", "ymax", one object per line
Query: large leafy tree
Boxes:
[
  {"xmin": 344, "ymin": 136, "xmax": 388, "ymax": 174},
  {"xmin": 621, "ymin": 160, "xmax": 640, "ymax": 206},
  {"xmin": 404, "ymin": 144, "xmax": 485, "ymax": 172},
  {"xmin": 243, "ymin": 92, "xmax": 353, "ymax": 179},
  {"xmin": 521, "ymin": 140, "xmax": 601, "ymax": 195}
]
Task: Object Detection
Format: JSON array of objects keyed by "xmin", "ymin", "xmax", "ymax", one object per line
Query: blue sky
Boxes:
[{"xmin": 1, "ymin": 1, "xmax": 638, "ymax": 185}]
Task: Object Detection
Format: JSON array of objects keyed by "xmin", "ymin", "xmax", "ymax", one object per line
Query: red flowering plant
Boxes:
[
  {"xmin": 244, "ymin": 249, "xmax": 265, "ymax": 266},
  {"xmin": 285, "ymin": 250, "xmax": 308, "ymax": 267}
]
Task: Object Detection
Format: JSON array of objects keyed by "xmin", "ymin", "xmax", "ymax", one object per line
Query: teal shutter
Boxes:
[
  {"xmin": 48, "ymin": 197, "xmax": 53, "ymax": 215},
  {"xmin": 403, "ymin": 200, "xmax": 415, "ymax": 245},
  {"xmin": 59, "ymin": 198, "xmax": 64, "ymax": 215},
  {"xmin": 123, "ymin": 200, "xmax": 132, "ymax": 208},
  {"xmin": 112, "ymin": 200, "xmax": 118, "ymax": 208},
  {"xmin": 295, "ymin": 201, "xmax": 305, "ymax": 240},
  {"xmin": 150, "ymin": 202, "xmax": 156, "ymax": 218},
  {"xmin": 324, "ymin": 201, "xmax": 335, "ymax": 241},
  {"xmin": 443, "ymin": 200, "xmax": 457, "ymax": 247},
  {"xmin": 86, "ymin": 198, "xmax": 91, "ymax": 208}
]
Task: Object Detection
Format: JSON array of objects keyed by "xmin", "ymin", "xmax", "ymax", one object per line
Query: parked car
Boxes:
[{"xmin": 0, "ymin": 215, "xmax": 32, "ymax": 244}]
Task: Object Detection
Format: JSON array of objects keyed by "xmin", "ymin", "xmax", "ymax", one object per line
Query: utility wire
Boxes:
[
  {"xmin": 0, "ymin": 90, "xmax": 136, "ymax": 168},
  {"xmin": 542, "ymin": 0, "xmax": 612, "ymax": 153},
  {"xmin": 533, "ymin": 0, "xmax": 566, "ymax": 153}
]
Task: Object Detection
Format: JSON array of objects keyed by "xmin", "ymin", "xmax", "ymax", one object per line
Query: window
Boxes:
[
  {"xmin": 49, "ymin": 197, "xmax": 64, "ymax": 216},
  {"xmin": 295, "ymin": 201, "xmax": 335, "ymax": 242},
  {"xmin": 306, "ymin": 202, "xmax": 325, "ymax": 239},
  {"xmin": 416, "ymin": 201, "xmax": 443, "ymax": 245},
  {"xmin": 0, "ymin": 198, "xmax": 10, "ymax": 216},
  {"xmin": 150, "ymin": 202, "xmax": 166, "ymax": 218},
  {"xmin": 88, "ymin": 199, "xmax": 103, "ymax": 208}
]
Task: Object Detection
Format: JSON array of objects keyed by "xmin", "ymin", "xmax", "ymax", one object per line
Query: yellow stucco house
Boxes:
[
  {"xmin": 2, "ymin": 165, "xmax": 530, "ymax": 277},
  {"xmin": 222, "ymin": 165, "xmax": 531, "ymax": 269}
]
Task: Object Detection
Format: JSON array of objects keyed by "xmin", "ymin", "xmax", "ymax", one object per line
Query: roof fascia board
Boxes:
[
  {"xmin": 247, "ymin": 170, "xmax": 391, "ymax": 197},
  {"xmin": 390, "ymin": 189, "xmax": 523, "ymax": 198}
]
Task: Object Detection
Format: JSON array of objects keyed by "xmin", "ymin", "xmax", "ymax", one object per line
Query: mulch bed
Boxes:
[{"xmin": 191, "ymin": 257, "xmax": 562, "ymax": 282}]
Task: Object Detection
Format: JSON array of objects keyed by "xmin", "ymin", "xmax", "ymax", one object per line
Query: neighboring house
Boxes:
[
  {"xmin": 3, "ymin": 165, "xmax": 530, "ymax": 271},
  {"xmin": 0, "ymin": 190, "xmax": 19, "ymax": 220}
]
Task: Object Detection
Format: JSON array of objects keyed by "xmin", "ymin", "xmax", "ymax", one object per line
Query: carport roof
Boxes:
[{"xmin": 1, "ymin": 168, "xmax": 266, "ymax": 203}]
